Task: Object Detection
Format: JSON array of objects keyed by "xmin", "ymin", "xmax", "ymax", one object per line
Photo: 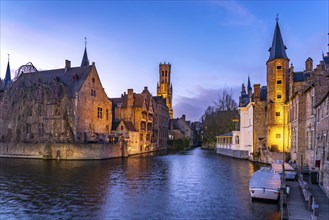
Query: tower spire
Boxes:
[
  {"xmin": 247, "ymin": 75, "xmax": 251, "ymax": 90},
  {"xmin": 4, "ymin": 54, "xmax": 11, "ymax": 88},
  {"xmin": 81, "ymin": 37, "xmax": 90, "ymax": 66},
  {"xmin": 268, "ymin": 17, "xmax": 288, "ymax": 62}
]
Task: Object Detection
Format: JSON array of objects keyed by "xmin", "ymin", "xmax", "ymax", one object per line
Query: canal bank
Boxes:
[{"xmin": 0, "ymin": 142, "xmax": 127, "ymax": 160}]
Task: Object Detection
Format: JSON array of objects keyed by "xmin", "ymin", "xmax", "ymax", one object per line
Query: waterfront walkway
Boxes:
[
  {"xmin": 286, "ymin": 180, "xmax": 329, "ymax": 220},
  {"xmin": 286, "ymin": 181, "xmax": 312, "ymax": 220}
]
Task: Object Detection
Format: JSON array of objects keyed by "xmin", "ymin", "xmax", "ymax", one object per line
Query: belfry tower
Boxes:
[
  {"xmin": 157, "ymin": 62, "xmax": 173, "ymax": 119},
  {"xmin": 266, "ymin": 18, "xmax": 289, "ymax": 152}
]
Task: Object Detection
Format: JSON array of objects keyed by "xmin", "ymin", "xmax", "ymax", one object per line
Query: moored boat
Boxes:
[
  {"xmin": 271, "ymin": 160, "xmax": 297, "ymax": 180},
  {"xmin": 249, "ymin": 167, "xmax": 281, "ymax": 201}
]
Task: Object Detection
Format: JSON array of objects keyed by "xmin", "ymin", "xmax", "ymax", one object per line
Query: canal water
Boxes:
[{"xmin": 0, "ymin": 147, "xmax": 279, "ymax": 219}]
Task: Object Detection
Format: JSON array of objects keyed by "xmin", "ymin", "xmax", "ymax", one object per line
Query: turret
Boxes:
[
  {"xmin": 266, "ymin": 17, "xmax": 289, "ymax": 152},
  {"xmin": 305, "ymin": 57, "xmax": 313, "ymax": 72},
  {"xmin": 247, "ymin": 76, "xmax": 252, "ymax": 98}
]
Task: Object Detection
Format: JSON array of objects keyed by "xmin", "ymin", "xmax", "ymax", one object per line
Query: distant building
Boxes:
[{"xmin": 169, "ymin": 115, "xmax": 194, "ymax": 149}]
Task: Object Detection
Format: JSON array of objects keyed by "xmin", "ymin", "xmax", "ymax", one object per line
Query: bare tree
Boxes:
[
  {"xmin": 213, "ymin": 88, "xmax": 237, "ymax": 111},
  {"xmin": 201, "ymin": 87, "xmax": 239, "ymax": 144}
]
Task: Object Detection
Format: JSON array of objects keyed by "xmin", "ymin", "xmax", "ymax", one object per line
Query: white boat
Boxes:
[
  {"xmin": 249, "ymin": 167, "xmax": 281, "ymax": 201},
  {"xmin": 271, "ymin": 160, "xmax": 297, "ymax": 180}
]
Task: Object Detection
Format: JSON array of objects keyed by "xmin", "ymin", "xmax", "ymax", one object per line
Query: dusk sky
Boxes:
[{"xmin": 1, "ymin": 1, "xmax": 328, "ymax": 122}]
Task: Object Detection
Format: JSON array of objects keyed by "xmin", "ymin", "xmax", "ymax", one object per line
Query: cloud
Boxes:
[
  {"xmin": 173, "ymin": 85, "xmax": 241, "ymax": 122},
  {"xmin": 210, "ymin": 0, "xmax": 257, "ymax": 26}
]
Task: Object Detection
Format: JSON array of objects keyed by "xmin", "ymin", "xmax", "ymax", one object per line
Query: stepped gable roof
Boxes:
[
  {"xmin": 134, "ymin": 93, "xmax": 146, "ymax": 107},
  {"xmin": 119, "ymin": 91, "xmax": 151, "ymax": 108},
  {"xmin": 260, "ymin": 86, "xmax": 267, "ymax": 101},
  {"xmin": 14, "ymin": 65, "xmax": 93, "ymax": 98},
  {"xmin": 123, "ymin": 121, "xmax": 137, "ymax": 132},
  {"xmin": 268, "ymin": 20, "xmax": 288, "ymax": 62}
]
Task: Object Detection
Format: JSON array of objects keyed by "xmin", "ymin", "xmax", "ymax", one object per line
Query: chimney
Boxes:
[
  {"xmin": 143, "ymin": 86, "xmax": 148, "ymax": 93},
  {"xmin": 305, "ymin": 57, "xmax": 313, "ymax": 71},
  {"xmin": 65, "ymin": 60, "xmax": 71, "ymax": 72},
  {"xmin": 253, "ymin": 84, "xmax": 260, "ymax": 101},
  {"xmin": 127, "ymin": 89, "xmax": 134, "ymax": 107},
  {"xmin": 181, "ymin": 114, "xmax": 186, "ymax": 121}
]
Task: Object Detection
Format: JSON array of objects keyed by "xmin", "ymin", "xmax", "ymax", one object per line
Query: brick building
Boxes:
[
  {"xmin": 0, "ymin": 47, "xmax": 112, "ymax": 144},
  {"xmin": 153, "ymin": 96, "xmax": 170, "ymax": 150},
  {"xmin": 169, "ymin": 115, "xmax": 194, "ymax": 149}
]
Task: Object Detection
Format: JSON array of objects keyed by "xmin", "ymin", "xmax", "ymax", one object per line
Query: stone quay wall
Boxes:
[{"xmin": 0, "ymin": 142, "xmax": 127, "ymax": 160}]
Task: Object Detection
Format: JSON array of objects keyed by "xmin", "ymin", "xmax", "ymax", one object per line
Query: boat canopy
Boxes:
[
  {"xmin": 249, "ymin": 167, "xmax": 281, "ymax": 190},
  {"xmin": 272, "ymin": 162, "xmax": 295, "ymax": 173}
]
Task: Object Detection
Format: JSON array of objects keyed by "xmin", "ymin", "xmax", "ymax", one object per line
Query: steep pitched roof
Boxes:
[
  {"xmin": 110, "ymin": 97, "xmax": 123, "ymax": 107},
  {"xmin": 123, "ymin": 121, "xmax": 137, "ymax": 132},
  {"xmin": 81, "ymin": 47, "xmax": 90, "ymax": 66},
  {"xmin": 14, "ymin": 65, "xmax": 93, "ymax": 98},
  {"xmin": 293, "ymin": 71, "xmax": 311, "ymax": 82},
  {"xmin": 247, "ymin": 76, "xmax": 252, "ymax": 90},
  {"xmin": 268, "ymin": 20, "xmax": 288, "ymax": 62},
  {"xmin": 323, "ymin": 52, "xmax": 329, "ymax": 66},
  {"xmin": 4, "ymin": 60, "xmax": 11, "ymax": 87},
  {"xmin": 260, "ymin": 86, "xmax": 267, "ymax": 101}
]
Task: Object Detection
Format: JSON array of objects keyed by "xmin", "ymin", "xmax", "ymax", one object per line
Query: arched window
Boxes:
[{"xmin": 235, "ymin": 136, "xmax": 239, "ymax": 144}]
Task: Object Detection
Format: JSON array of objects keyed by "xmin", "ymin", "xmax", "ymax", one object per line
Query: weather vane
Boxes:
[
  {"xmin": 84, "ymin": 37, "xmax": 87, "ymax": 47},
  {"xmin": 7, "ymin": 53, "xmax": 10, "ymax": 61},
  {"xmin": 276, "ymin": 14, "xmax": 279, "ymax": 22}
]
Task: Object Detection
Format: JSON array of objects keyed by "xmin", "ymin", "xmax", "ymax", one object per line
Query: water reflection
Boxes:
[{"xmin": 0, "ymin": 148, "xmax": 279, "ymax": 219}]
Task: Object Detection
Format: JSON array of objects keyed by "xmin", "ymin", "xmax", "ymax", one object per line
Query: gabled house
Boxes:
[
  {"xmin": 111, "ymin": 87, "xmax": 155, "ymax": 153},
  {"xmin": 112, "ymin": 120, "xmax": 139, "ymax": 155},
  {"xmin": 0, "ymin": 48, "xmax": 112, "ymax": 144}
]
